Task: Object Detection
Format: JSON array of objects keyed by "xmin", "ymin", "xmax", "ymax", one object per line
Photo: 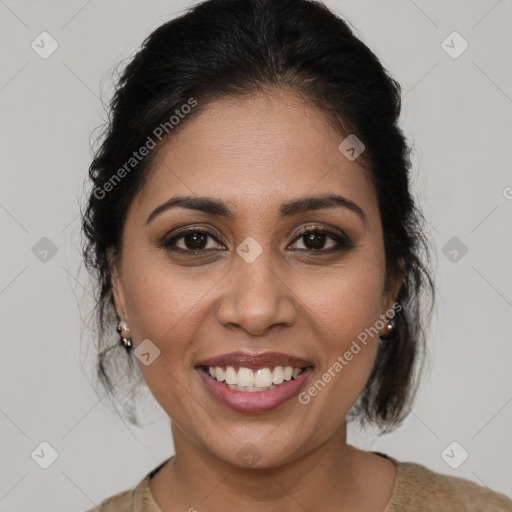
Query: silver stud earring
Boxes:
[
  {"xmin": 116, "ymin": 320, "xmax": 132, "ymax": 348},
  {"xmin": 382, "ymin": 317, "xmax": 395, "ymax": 339}
]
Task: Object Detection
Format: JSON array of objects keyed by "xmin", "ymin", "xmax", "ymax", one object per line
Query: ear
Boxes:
[{"xmin": 108, "ymin": 247, "xmax": 128, "ymax": 321}]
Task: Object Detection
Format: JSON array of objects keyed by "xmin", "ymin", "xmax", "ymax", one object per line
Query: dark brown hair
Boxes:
[{"xmin": 81, "ymin": 0, "xmax": 436, "ymax": 432}]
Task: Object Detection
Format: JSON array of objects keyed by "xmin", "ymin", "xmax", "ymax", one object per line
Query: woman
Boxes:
[{"xmin": 81, "ymin": 0, "xmax": 512, "ymax": 510}]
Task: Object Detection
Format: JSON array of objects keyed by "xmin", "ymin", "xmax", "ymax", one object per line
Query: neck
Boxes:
[{"xmin": 159, "ymin": 421, "xmax": 357, "ymax": 512}]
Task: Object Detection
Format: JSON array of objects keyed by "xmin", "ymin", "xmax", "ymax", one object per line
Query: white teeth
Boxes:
[
  {"xmin": 272, "ymin": 366, "xmax": 285, "ymax": 385},
  {"xmin": 207, "ymin": 365, "xmax": 306, "ymax": 389},
  {"xmin": 225, "ymin": 366, "xmax": 237, "ymax": 385},
  {"xmin": 215, "ymin": 366, "xmax": 225, "ymax": 382},
  {"xmin": 237, "ymin": 367, "xmax": 254, "ymax": 386},
  {"xmin": 254, "ymin": 368, "xmax": 273, "ymax": 388}
]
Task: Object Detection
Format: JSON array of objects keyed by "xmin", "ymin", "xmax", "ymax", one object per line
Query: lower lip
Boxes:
[{"xmin": 197, "ymin": 367, "xmax": 313, "ymax": 413}]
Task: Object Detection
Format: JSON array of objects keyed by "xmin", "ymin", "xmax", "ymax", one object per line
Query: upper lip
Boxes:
[{"xmin": 196, "ymin": 351, "xmax": 314, "ymax": 370}]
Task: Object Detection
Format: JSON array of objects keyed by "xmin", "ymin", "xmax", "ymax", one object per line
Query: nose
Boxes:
[{"xmin": 216, "ymin": 248, "xmax": 297, "ymax": 336}]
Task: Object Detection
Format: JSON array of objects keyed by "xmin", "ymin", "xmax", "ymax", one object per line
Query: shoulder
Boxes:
[
  {"xmin": 383, "ymin": 454, "xmax": 512, "ymax": 512},
  {"xmin": 84, "ymin": 458, "xmax": 171, "ymax": 512},
  {"xmin": 84, "ymin": 487, "xmax": 134, "ymax": 512}
]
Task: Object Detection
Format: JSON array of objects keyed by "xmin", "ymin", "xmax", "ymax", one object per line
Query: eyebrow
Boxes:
[{"xmin": 146, "ymin": 194, "xmax": 368, "ymax": 227}]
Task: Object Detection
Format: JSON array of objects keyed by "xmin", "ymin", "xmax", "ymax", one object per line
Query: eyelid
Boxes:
[{"xmin": 293, "ymin": 224, "xmax": 352, "ymax": 243}]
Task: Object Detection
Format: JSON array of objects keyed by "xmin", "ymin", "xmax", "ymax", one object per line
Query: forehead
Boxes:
[{"xmin": 133, "ymin": 91, "xmax": 378, "ymax": 223}]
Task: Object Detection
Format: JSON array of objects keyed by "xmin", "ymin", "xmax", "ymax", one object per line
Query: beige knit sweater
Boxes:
[{"xmin": 87, "ymin": 453, "xmax": 512, "ymax": 511}]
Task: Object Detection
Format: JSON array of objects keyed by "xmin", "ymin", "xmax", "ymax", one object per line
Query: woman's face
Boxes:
[{"xmin": 111, "ymin": 90, "xmax": 401, "ymax": 468}]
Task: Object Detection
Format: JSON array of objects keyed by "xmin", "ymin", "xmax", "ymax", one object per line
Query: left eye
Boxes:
[{"xmin": 289, "ymin": 227, "xmax": 352, "ymax": 252}]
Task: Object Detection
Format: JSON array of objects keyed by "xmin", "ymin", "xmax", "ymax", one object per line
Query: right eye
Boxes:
[{"xmin": 160, "ymin": 228, "xmax": 226, "ymax": 254}]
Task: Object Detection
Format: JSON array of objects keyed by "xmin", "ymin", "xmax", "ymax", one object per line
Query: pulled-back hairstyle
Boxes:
[{"xmin": 81, "ymin": 0, "xmax": 435, "ymax": 432}]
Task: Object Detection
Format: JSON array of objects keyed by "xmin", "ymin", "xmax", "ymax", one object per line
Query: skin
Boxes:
[{"xmin": 110, "ymin": 89, "xmax": 403, "ymax": 511}]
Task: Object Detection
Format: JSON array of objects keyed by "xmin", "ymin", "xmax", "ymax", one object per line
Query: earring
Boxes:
[
  {"xmin": 381, "ymin": 317, "xmax": 395, "ymax": 339},
  {"xmin": 116, "ymin": 320, "xmax": 132, "ymax": 348}
]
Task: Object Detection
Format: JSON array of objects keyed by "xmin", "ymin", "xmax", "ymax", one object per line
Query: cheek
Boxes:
[
  {"xmin": 296, "ymin": 254, "xmax": 386, "ymax": 342},
  {"xmin": 293, "ymin": 253, "xmax": 386, "ymax": 393},
  {"xmin": 118, "ymin": 256, "xmax": 193, "ymax": 401},
  {"xmin": 121, "ymin": 249, "xmax": 204, "ymax": 345},
  {"xmin": 120, "ymin": 260, "xmax": 201, "ymax": 421}
]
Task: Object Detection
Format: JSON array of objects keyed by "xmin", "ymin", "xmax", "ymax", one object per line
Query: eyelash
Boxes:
[{"xmin": 159, "ymin": 225, "xmax": 354, "ymax": 255}]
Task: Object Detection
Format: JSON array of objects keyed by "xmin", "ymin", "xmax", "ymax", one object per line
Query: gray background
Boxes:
[{"xmin": 1, "ymin": 0, "xmax": 511, "ymax": 510}]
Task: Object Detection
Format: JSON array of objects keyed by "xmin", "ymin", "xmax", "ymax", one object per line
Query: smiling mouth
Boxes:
[{"xmin": 199, "ymin": 365, "xmax": 311, "ymax": 392}]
